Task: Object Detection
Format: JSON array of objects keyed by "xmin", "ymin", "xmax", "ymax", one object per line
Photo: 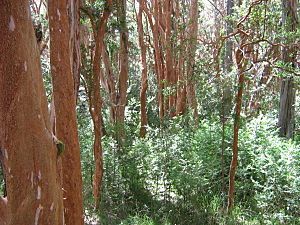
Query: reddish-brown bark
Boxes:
[
  {"xmin": 144, "ymin": 0, "xmax": 165, "ymax": 120},
  {"xmin": 115, "ymin": 0, "xmax": 129, "ymax": 143},
  {"xmin": 70, "ymin": 0, "xmax": 82, "ymax": 99},
  {"xmin": 186, "ymin": 0, "xmax": 199, "ymax": 126},
  {"xmin": 227, "ymin": 43, "xmax": 246, "ymax": 211},
  {"xmin": 164, "ymin": 0, "xmax": 176, "ymax": 117},
  {"xmin": 0, "ymin": 1, "xmax": 63, "ymax": 224},
  {"xmin": 49, "ymin": 0, "xmax": 84, "ymax": 223},
  {"xmin": 89, "ymin": 0, "xmax": 112, "ymax": 208},
  {"xmin": 137, "ymin": 0, "xmax": 148, "ymax": 137}
]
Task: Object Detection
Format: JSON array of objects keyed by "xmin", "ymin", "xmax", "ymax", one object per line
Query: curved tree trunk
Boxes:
[
  {"xmin": 0, "ymin": 1, "xmax": 63, "ymax": 224},
  {"xmin": 227, "ymin": 40, "xmax": 246, "ymax": 211},
  {"xmin": 49, "ymin": 0, "xmax": 84, "ymax": 224},
  {"xmin": 90, "ymin": 1, "xmax": 112, "ymax": 208}
]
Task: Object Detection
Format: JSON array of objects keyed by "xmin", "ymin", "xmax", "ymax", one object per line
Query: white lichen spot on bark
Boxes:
[
  {"xmin": 50, "ymin": 202, "xmax": 54, "ymax": 211},
  {"xmin": 24, "ymin": 61, "xmax": 27, "ymax": 72},
  {"xmin": 38, "ymin": 170, "xmax": 42, "ymax": 180},
  {"xmin": 4, "ymin": 148, "xmax": 8, "ymax": 159},
  {"xmin": 34, "ymin": 204, "xmax": 43, "ymax": 225},
  {"xmin": 57, "ymin": 9, "xmax": 61, "ymax": 21},
  {"xmin": 9, "ymin": 16, "xmax": 15, "ymax": 31},
  {"xmin": 37, "ymin": 186, "xmax": 41, "ymax": 200},
  {"xmin": 31, "ymin": 171, "xmax": 34, "ymax": 188}
]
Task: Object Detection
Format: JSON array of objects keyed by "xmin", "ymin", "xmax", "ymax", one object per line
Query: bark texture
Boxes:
[
  {"xmin": 91, "ymin": 5, "xmax": 111, "ymax": 208},
  {"xmin": 49, "ymin": 0, "xmax": 84, "ymax": 224},
  {"xmin": 278, "ymin": 0, "xmax": 298, "ymax": 138},
  {"xmin": 0, "ymin": 1, "xmax": 64, "ymax": 224}
]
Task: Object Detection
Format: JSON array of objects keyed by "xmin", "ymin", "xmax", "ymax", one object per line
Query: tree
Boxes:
[
  {"xmin": 81, "ymin": 0, "xmax": 112, "ymax": 208},
  {"xmin": 137, "ymin": 0, "xmax": 149, "ymax": 138},
  {"xmin": 0, "ymin": 1, "xmax": 63, "ymax": 224},
  {"xmin": 278, "ymin": 0, "xmax": 298, "ymax": 138},
  {"xmin": 49, "ymin": 0, "xmax": 84, "ymax": 223},
  {"xmin": 115, "ymin": 0, "xmax": 129, "ymax": 143}
]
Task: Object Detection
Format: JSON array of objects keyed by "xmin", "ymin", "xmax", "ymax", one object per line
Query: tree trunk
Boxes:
[
  {"xmin": 0, "ymin": 1, "xmax": 64, "ymax": 224},
  {"xmin": 116, "ymin": 0, "xmax": 129, "ymax": 143},
  {"xmin": 49, "ymin": 1, "xmax": 84, "ymax": 224},
  {"xmin": 69, "ymin": 0, "xmax": 82, "ymax": 100},
  {"xmin": 89, "ymin": 1, "xmax": 112, "ymax": 208},
  {"xmin": 227, "ymin": 41, "xmax": 246, "ymax": 212},
  {"xmin": 186, "ymin": 0, "xmax": 199, "ymax": 126},
  {"xmin": 278, "ymin": 0, "xmax": 298, "ymax": 138},
  {"xmin": 137, "ymin": 0, "xmax": 148, "ymax": 138}
]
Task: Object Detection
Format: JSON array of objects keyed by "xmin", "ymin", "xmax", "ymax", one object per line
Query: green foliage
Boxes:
[{"xmin": 77, "ymin": 104, "xmax": 300, "ymax": 224}]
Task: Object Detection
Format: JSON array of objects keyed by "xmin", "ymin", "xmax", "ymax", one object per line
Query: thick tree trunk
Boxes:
[
  {"xmin": 0, "ymin": 1, "xmax": 64, "ymax": 224},
  {"xmin": 137, "ymin": 0, "xmax": 148, "ymax": 138},
  {"xmin": 49, "ymin": 1, "xmax": 84, "ymax": 224},
  {"xmin": 278, "ymin": 0, "xmax": 298, "ymax": 138}
]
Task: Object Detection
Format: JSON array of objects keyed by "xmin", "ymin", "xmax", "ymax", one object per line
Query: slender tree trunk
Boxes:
[
  {"xmin": 278, "ymin": 0, "xmax": 298, "ymax": 138},
  {"xmin": 164, "ymin": 0, "xmax": 176, "ymax": 117},
  {"xmin": 102, "ymin": 43, "xmax": 117, "ymax": 124},
  {"xmin": 48, "ymin": 0, "xmax": 84, "ymax": 224},
  {"xmin": 137, "ymin": 0, "xmax": 149, "ymax": 138},
  {"xmin": 227, "ymin": 41, "xmax": 246, "ymax": 211},
  {"xmin": 148, "ymin": 0, "xmax": 165, "ymax": 120},
  {"xmin": 69, "ymin": 0, "xmax": 81, "ymax": 99},
  {"xmin": 0, "ymin": 1, "xmax": 64, "ymax": 224},
  {"xmin": 186, "ymin": 0, "xmax": 199, "ymax": 125},
  {"xmin": 115, "ymin": 0, "xmax": 129, "ymax": 144},
  {"xmin": 224, "ymin": 0, "xmax": 234, "ymax": 72},
  {"xmin": 90, "ymin": 1, "xmax": 112, "ymax": 208}
]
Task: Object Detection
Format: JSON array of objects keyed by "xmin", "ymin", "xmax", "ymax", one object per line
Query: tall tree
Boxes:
[
  {"xmin": 49, "ymin": 0, "xmax": 84, "ymax": 224},
  {"xmin": 115, "ymin": 0, "xmax": 129, "ymax": 143},
  {"xmin": 186, "ymin": 0, "xmax": 199, "ymax": 125},
  {"xmin": 81, "ymin": 0, "xmax": 112, "ymax": 208},
  {"xmin": 137, "ymin": 0, "xmax": 149, "ymax": 137},
  {"xmin": 0, "ymin": 1, "xmax": 63, "ymax": 224},
  {"xmin": 278, "ymin": 0, "xmax": 298, "ymax": 138},
  {"xmin": 227, "ymin": 41, "xmax": 246, "ymax": 211}
]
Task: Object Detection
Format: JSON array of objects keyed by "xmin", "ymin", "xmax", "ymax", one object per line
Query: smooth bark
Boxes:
[
  {"xmin": 0, "ymin": 1, "xmax": 63, "ymax": 224},
  {"xmin": 49, "ymin": 0, "xmax": 84, "ymax": 224}
]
